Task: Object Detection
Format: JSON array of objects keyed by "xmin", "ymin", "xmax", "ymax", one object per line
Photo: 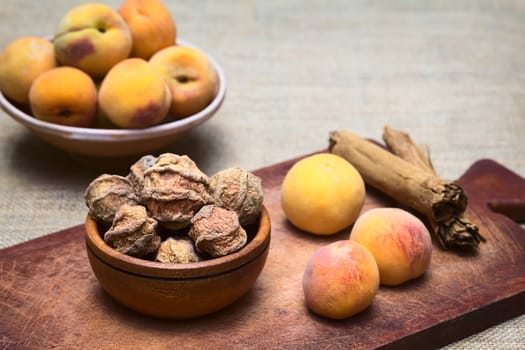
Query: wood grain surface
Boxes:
[{"xmin": 1, "ymin": 154, "xmax": 524, "ymax": 349}]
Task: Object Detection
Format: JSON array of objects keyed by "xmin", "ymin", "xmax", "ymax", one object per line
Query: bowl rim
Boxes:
[
  {"xmin": 85, "ymin": 206, "xmax": 271, "ymax": 279},
  {"xmin": 0, "ymin": 38, "xmax": 226, "ymax": 142}
]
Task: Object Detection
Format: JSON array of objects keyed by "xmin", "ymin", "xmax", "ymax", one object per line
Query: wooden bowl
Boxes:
[
  {"xmin": 0, "ymin": 39, "xmax": 226, "ymax": 168},
  {"xmin": 84, "ymin": 207, "xmax": 271, "ymax": 319}
]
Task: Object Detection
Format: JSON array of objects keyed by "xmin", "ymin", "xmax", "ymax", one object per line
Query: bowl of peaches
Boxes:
[{"xmin": 0, "ymin": 1, "xmax": 225, "ymax": 165}]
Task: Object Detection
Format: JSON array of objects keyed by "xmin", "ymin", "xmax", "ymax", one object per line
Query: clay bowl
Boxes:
[
  {"xmin": 0, "ymin": 39, "xmax": 226, "ymax": 169},
  {"xmin": 85, "ymin": 206, "xmax": 271, "ymax": 319}
]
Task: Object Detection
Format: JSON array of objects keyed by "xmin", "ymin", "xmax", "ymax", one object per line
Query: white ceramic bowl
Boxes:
[{"xmin": 0, "ymin": 39, "xmax": 226, "ymax": 167}]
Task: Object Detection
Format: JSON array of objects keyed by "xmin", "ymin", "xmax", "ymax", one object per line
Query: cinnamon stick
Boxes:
[
  {"xmin": 382, "ymin": 125, "xmax": 435, "ymax": 174},
  {"xmin": 382, "ymin": 125, "xmax": 484, "ymax": 248},
  {"xmin": 328, "ymin": 129, "xmax": 483, "ymax": 249}
]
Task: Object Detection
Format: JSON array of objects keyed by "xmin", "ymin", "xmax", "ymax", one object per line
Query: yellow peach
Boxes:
[
  {"xmin": 281, "ymin": 153, "xmax": 365, "ymax": 235},
  {"xmin": 98, "ymin": 58, "xmax": 170, "ymax": 128},
  {"xmin": 303, "ymin": 240, "xmax": 380, "ymax": 319},
  {"xmin": 29, "ymin": 66, "xmax": 97, "ymax": 127},
  {"xmin": 349, "ymin": 207, "xmax": 432, "ymax": 286},
  {"xmin": 0, "ymin": 37, "xmax": 57, "ymax": 104},
  {"xmin": 149, "ymin": 45, "xmax": 218, "ymax": 118},
  {"xmin": 53, "ymin": 3, "xmax": 132, "ymax": 78},
  {"xmin": 118, "ymin": 0, "xmax": 177, "ymax": 59}
]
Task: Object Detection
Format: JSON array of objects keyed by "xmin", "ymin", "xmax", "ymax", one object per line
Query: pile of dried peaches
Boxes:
[{"xmin": 84, "ymin": 153, "xmax": 264, "ymax": 263}]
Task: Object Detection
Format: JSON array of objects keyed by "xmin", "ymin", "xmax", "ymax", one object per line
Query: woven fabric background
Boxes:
[{"xmin": 1, "ymin": 0, "xmax": 524, "ymax": 348}]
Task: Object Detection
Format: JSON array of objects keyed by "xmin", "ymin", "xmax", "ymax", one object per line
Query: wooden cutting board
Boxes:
[{"xmin": 1, "ymin": 154, "xmax": 524, "ymax": 349}]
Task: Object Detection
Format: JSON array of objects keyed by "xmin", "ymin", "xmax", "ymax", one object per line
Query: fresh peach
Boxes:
[
  {"xmin": 149, "ymin": 45, "xmax": 218, "ymax": 118},
  {"xmin": 281, "ymin": 153, "xmax": 365, "ymax": 235},
  {"xmin": 98, "ymin": 58, "xmax": 170, "ymax": 128},
  {"xmin": 302, "ymin": 240, "xmax": 380, "ymax": 320},
  {"xmin": 118, "ymin": 0, "xmax": 176, "ymax": 59},
  {"xmin": 29, "ymin": 66, "xmax": 97, "ymax": 127},
  {"xmin": 349, "ymin": 208, "xmax": 432, "ymax": 286},
  {"xmin": 53, "ymin": 3, "xmax": 132, "ymax": 78},
  {"xmin": 0, "ymin": 37, "xmax": 57, "ymax": 104}
]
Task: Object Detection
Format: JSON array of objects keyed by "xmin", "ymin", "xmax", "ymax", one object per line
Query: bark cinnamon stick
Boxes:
[
  {"xmin": 382, "ymin": 125, "xmax": 484, "ymax": 248},
  {"xmin": 382, "ymin": 125, "xmax": 435, "ymax": 174},
  {"xmin": 328, "ymin": 129, "xmax": 484, "ymax": 249}
]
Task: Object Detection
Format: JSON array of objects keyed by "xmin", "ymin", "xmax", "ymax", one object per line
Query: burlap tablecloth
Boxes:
[{"xmin": 1, "ymin": 0, "xmax": 524, "ymax": 348}]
